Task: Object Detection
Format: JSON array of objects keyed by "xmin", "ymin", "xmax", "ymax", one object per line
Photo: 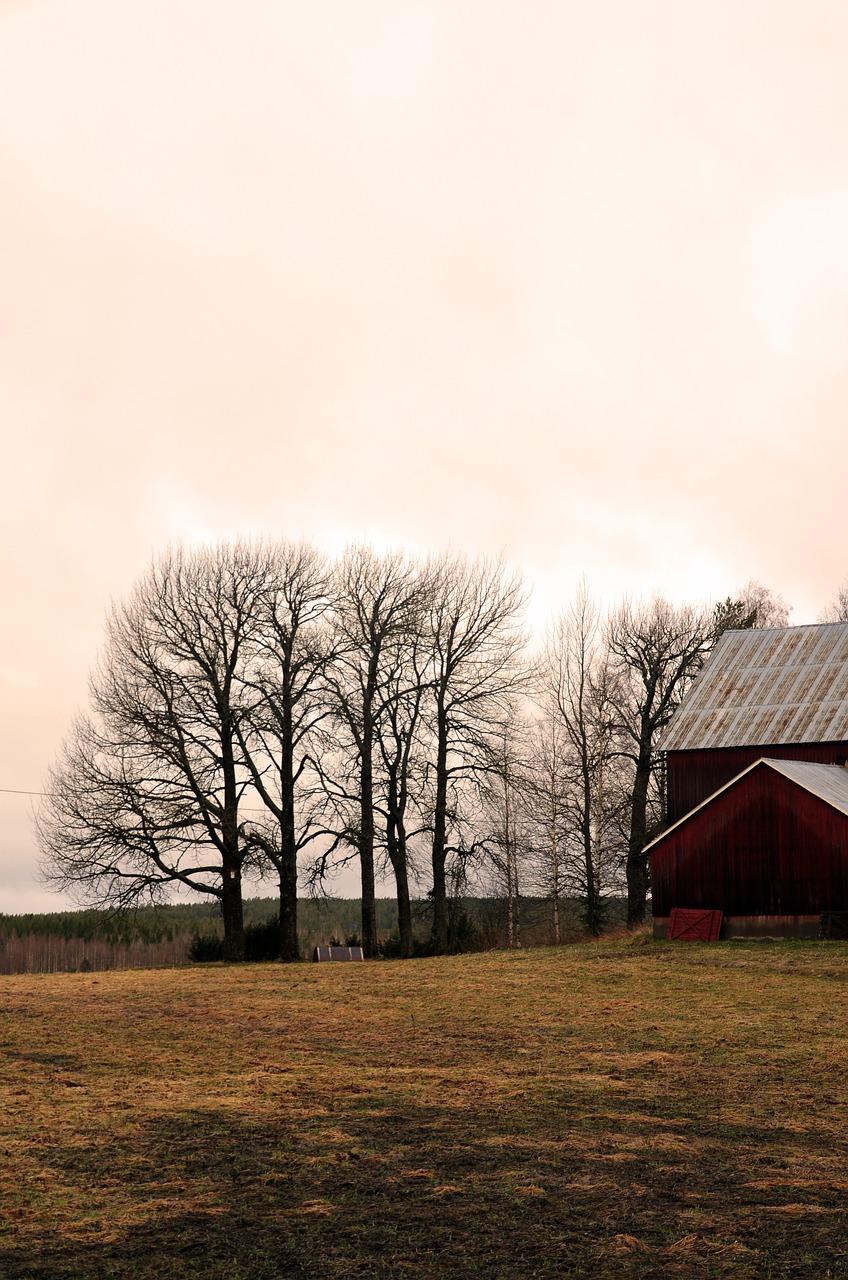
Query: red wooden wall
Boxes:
[
  {"xmin": 652, "ymin": 764, "xmax": 848, "ymax": 920},
  {"xmin": 666, "ymin": 741, "xmax": 848, "ymax": 825}
]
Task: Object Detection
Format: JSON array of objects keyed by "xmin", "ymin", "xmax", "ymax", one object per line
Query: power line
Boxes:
[{"xmin": 0, "ymin": 786, "xmax": 268, "ymax": 813}]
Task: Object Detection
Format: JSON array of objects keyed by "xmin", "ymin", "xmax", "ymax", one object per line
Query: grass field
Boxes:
[{"xmin": 1, "ymin": 939, "xmax": 847, "ymax": 1279}]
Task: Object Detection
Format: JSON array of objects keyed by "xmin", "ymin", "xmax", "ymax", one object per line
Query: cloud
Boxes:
[{"xmin": 752, "ymin": 192, "xmax": 848, "ymax": 365}]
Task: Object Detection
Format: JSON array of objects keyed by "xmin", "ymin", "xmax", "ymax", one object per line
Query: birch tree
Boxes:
[
  {"xmin": 481, "ymin": 716, "xmax": 534, "ymax": 948},
  {"xmin": 539, "ymin": 583, "xmax": 619, "ymax": 934},
  {"xmin": 425, "ymin": 555, "xmax": 529, "ymax": 953},
  {"xmin": 525, "ymin": 703, "xmax": 568, "ymax": 943},
  {"xmin": 819, "ymin": 581, "xmax": 848, "ymax": 623}
]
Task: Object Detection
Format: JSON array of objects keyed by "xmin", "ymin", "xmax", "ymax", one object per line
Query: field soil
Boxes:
[{"xmin": 1, "ymin": 939, "xmax": 847, "ymax": 1278}]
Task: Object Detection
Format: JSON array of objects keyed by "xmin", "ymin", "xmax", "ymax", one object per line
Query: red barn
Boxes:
[{"xmin": 650, "ymin": 622, "xmax": 848, "ymax": 939}]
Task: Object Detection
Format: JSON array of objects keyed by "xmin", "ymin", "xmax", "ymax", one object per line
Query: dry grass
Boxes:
[{"xmin": 2, "ymin": 938, "xmax": 848, "ymax": 1278}]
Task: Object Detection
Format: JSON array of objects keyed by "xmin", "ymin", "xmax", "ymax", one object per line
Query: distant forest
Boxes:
[{"xmin": 0, "ymin": 895, "xmax": 628, "ymax": 975}]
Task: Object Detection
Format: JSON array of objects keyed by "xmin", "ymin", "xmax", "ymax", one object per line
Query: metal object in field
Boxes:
[
  {"xmin": 312, "ymin": 945, "xmax": 365, "ymax": 962},
  {"xmin": 667, "ymin": 908, "xmax": 723, "ymax": 941}
]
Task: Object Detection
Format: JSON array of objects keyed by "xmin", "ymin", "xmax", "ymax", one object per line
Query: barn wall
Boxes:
[
  {"xmin": 651, "ymin": 766, "xmax": 848, "ymax": 921},
  {"xmin": 652, "ymin": 914, "xmax": 822, "ymax": 940},
  {"xmin": 666, "ymin": 741, "xmax": 848, "ymax": 824}
]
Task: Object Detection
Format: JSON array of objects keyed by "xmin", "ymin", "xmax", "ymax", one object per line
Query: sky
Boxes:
[{"xmin": 2, "ymin": 0, "xmax": 848, "ymax": 912}]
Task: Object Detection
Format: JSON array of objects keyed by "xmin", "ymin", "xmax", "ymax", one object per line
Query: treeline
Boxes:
[
  {"xmin": 0, "ymin": 897, "xmax": 391, "ymax": 974},
  {"xmin": 36, "ymin": 539, "xmax": 789, "ymax": 961},
  {"xmin": 0, "ymin": 900, "xmax": 211, "ymax": 975},
  {"xmin": 0, "ymin": 905, "xmax": 192, "ymax": 944},
  {"xmin": 0, "ymin": 896, "xmax": 620, "ymax": 973},
  {"xmin": 0, "ymin": 934, "xmax": 187, "ymax": 975},
  {"xmin": 0, "ymin": 898, "xmax": 399, "ymax": 946}
]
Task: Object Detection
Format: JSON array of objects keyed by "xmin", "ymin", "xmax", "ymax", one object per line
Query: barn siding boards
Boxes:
[
  {"xmin": 654, "ymin": 914, "xmax": 821, "ymax": 941},
  {"xmin": 649, "ymin": 760, "xmax": 848, "ymax": 935},
  {"xmin": 666, "ymin": 741, "xmax": 848, "ymax": 824}
]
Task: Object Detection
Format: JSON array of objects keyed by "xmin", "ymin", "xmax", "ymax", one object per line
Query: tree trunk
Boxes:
[
  {"xmin": 583, "ymin": 829, "xmax": 601, "ymax": 934},
  {"xmin": 588, "ymin": 753, "xmax": 606, "ymax": 936},
  {"xmin": 431, "ymin": 703, "xmax": 449, "ymax": 953},
  {"xmin": 386, "ymin": 782, "xmax": 414, "ymax": 958},
  {"xmin": 581, "ymin": 796, "xmax": 601, "ymax": 936},
  {"xmin": 359, "ymin": 732, "xmax": 377, "ymax": 957},
  {"xmin": 277, "ymin": 716, "xmax": 300, "ymax": 962},
  {"xmin": 278, "ymin": 859, "xmax": 299, "ymax": 962},
  {"xmin": 393, "ymin": 854, "xmax": 413, "ymax": 958},
  {"xmin": 550, "ymin": 805, "xmax": 561, "ymax": 945},
  {"xmin": 220, "ymin": 727, "xmax": 246, "ymax": 961},
  {"xmin": 221, "ymin": 865, "xmax": 245, "ymax": 961},
  {"xmin": 626, "ymin": 742, "xmax": 652, "ymax": 927},
  {"xmin": 505, "ymin": 780, "xmax": 521, "ymax": 950}
]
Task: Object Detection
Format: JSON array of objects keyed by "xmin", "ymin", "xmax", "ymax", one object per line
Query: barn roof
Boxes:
[
  {"xmin": 764, "ymin": 758, "xmax": 848, "ymax": 816},
  {"xmin": 659, "ymin": 623, "xmax": 848, "ymax": 752},
  {"xmin": 646, "ymin": 757, "xmax": 848, "ymax": 852}
]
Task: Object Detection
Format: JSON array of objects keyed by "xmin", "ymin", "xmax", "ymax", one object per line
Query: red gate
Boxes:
[{"xmin": 667, "ymin": 908, "xmax": 723, "ymax": 941}]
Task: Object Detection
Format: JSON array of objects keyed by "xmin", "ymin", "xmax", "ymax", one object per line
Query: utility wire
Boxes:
[{"xmin": 0, "ymin": 786, "xmax": 270, "ymax": 814}]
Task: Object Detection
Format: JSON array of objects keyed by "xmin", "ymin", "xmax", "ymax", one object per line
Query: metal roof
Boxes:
[
  {"xmin": 645, "ymin": 757, "xmax": 848, "ymax": 851},
  {"xmin": 659, "ymin": 623, "xmax": 848, "ymax": 752},
  {"xmin": 762, "ymin": 759, "xmax": 848, "ymax": 817}
]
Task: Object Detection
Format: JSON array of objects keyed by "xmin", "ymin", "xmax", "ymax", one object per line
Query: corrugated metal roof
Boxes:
[
  {"xmin": 645, "ymin": 757, "xmax": 848, "ymax": 851},
  {"xmin": 660, "ymin": 623, "xmax": 848, "ymax": 751},
  {"xmin": 763, "ymin": 759, "xmax": 848, "ymax": 817}
]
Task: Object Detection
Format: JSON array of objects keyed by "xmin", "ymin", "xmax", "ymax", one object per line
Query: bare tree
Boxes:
[
  {"xmin": 607, "ymin": 595, "xmax": 714, "ymax": 927},
  {"xmin": 234, "ymin": 540, "xmax": 333, "ymax": 961},
  {"xmin": 324, "ymin": 547, "xmax": 427, "ymax": 957},
  {"xmin": 737, "ymin": 580, "xmax": 791, "ymax": 628},
  {"xmin": 525, "ymin": 702, "xmax": 568, "ymax": 943},
  {"xmin": 480, "ymin": 715, "xmax": 535, "ymax": 949},
  {"xmin": 425, "ymin": 555, "xmax": 529, "ymax": 954},
  {"xmin": 37, "ymin": 544, "xmax": 272, "ymax": 960},
  {"xmin": 819, "ymin": 581, "xmax": 848, "ymax": 623},
  {"xmin": 372, "ymin": 620, "xmax": 431, "ymax": 957},
  {"xmin": 538, "ymin": 582, "xmax": 619, "ymax": 934}
]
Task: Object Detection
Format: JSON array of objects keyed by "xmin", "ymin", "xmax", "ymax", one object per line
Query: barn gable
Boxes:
[{"xmin": 649, "ymin": 758, "xmax": 848, "ymax": 938}]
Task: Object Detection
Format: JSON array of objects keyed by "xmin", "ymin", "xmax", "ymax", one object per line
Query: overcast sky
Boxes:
[{"xmin": 2, "ymin": 0, "xmax": 848, "ymax": 912}]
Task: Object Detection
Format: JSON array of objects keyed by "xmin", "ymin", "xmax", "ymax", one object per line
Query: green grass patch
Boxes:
[{"xmin": 1, "ymin": 939, "xmax": 848, "ymax": 1277}]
